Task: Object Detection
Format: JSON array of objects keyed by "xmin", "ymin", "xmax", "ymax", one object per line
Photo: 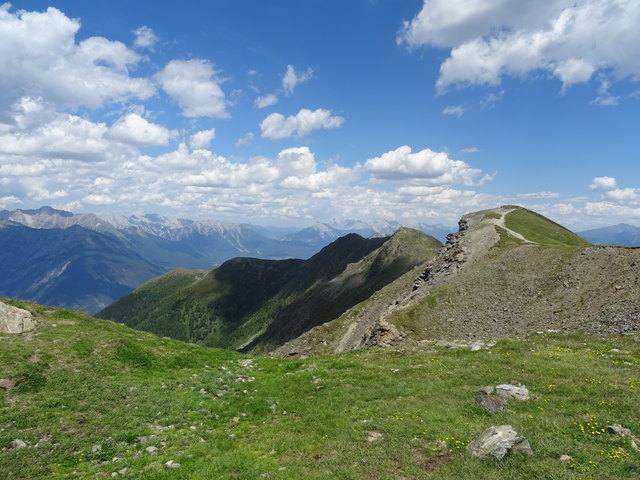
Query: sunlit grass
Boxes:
[{"xmin": 1, "ymin": 301, "xmax": 638, "ymax": 479}]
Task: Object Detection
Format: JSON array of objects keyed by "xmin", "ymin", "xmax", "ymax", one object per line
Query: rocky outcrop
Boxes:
[
  {"xmin": 357, "ymin": 318, "xmax": 403, "ymax": 349},
  {"xmin": 0, "ymin": 301, "xmax": 35, "ymax": 334},
  {"xmin": 412, "ymin": 217, "xmax": 471, "ymax": 291}
]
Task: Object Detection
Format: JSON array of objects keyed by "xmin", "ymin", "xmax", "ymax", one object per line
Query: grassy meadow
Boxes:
[{"xmin": 1, "ymin": 300, "xmax": 639, "ymax": 479}]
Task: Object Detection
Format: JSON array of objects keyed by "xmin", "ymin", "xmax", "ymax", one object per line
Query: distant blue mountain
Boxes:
[{"xmin": 578, "ymin": 223, "xmax": 640, "ymax": 246}]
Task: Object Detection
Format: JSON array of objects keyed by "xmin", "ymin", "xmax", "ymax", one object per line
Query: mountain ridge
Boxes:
[
  {"xmin": 97, "ymin": 228, "xmax": 443, "ymax": 352},
  {"xmin": 275, "ymin": 206, "xmax": 638, "ymax": 357}
]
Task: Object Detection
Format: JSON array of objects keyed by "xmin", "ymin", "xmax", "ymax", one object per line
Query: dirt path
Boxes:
[{"xmin": 493, "ymin": 207, "xmax": 537, "ymax": 244}]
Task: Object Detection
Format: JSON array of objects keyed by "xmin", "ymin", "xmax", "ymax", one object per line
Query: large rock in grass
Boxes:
[
  {"xmin": 468, "ymin": 425, "xmax": 533, "ymax": 459},
  {"xmin": 0, "ymin": 301, "xmax": 35, "ymax": 334}
]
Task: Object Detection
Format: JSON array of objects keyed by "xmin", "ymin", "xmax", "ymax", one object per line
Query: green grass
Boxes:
[
  {"xmin": 504, "ymin": 209, "xmax": 591, "ymax": 249},
  {"xmin": 1, "ymin": 301, "xmax": 639, "ymax": 479}
]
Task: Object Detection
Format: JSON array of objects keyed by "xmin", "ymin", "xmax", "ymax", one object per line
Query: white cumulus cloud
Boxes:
[
  {"xmin": 282, "ymin": 65, "xmax": 313, "ymax": 95},
  {"xmin": 189, "ymin": 129, "xmax": 216, "ymax": 150},
  {"xmin": 589, "ymin": 176, "xmax": 617, "ymax": 190},
  {"xmin": 156, "ymin": 59, "xmax": 228, "ymax": 118},
  {"xmin": 106, "ymin": 113, "xmax": 175, "ymax": 147},
  {"xmin": 606, "ymin": 188, "xmax": 640, "ymax": 202},
  {"xmin": 364, "ymin": 145, "xmax": 492, "ymax": 186},
  {"xmin": 399, "ymin": 0, "xmax": 640, "ymax": 95},
  {"xmin": 132, "ymin": 26, "xmax": 158, "ymax": 49},
  {"xmin": 254, "ymin": 94, "xmax": 279, "ymax": 109},
  {"xmin": 260, "ymin": 108, "xmax": 344, "ymax": 139},
  {"xmin": 0, "ymin": 5, "xmax": 154, "ymax": 112}
]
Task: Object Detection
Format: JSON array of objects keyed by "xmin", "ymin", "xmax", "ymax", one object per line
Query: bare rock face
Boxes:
[
  {"xmin": 468, "ymin": 425, "xmax": 533, "ymax": 459},
  {"xmin": 0, "ymin": 301, "xmax": 35, "ymax": 334}
]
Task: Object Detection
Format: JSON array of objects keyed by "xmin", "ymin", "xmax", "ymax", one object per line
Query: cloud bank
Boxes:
[{"xmin": 399, "ymin": 0, "xmax": 640, "ymax": 96}]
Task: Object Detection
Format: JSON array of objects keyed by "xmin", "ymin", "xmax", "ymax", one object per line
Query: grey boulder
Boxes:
[{"xmin": 468, "ymin": 425, "xmax": 533, "ymax": 459}]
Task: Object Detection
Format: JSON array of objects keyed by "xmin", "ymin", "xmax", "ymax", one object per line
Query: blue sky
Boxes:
[{"xmin": 1, "ymin": 0, "xmax": 639, "ymax": 229}]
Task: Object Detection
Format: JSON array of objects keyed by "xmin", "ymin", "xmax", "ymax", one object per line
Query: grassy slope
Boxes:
[
  {"xmin": 503, "ymin": 208, "xmax": 591, "ymax": 249},
  {"xmin": 1, "ymin": 300, "xmax": 639, "ymax": 479},
  {"xmin": 99, "ymin": 230, "xmax": 441, "ymax": 354},
  {"xmin": 97, "ymin": 258, "xmax": 304, "ymax": 347},
  {"xmin": 243, "ymin": 229, "xmax": 441, "ymax": 353}
]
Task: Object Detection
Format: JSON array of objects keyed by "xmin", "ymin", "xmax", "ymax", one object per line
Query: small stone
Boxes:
[
  {"xmin": 475, "ymin": 395, "xmax": 507, "ymax": 413},
  {"xmin": 366, "ymin": 431, "xmax": 384, "ymax": 442},
  {"xmin": 470, "ymin": 341, "xmax": 484, "ymax": 351},
  {"xmin": 165, "ymin": 460, "xmax": 180, "ymax": 468},
  {"xmin": 0, "ymin": 378, "xmax": 16, "ymax": 391},
  {"xmin": 91, "ymin": 444, "xmax": 102, "ymax": 453},
  {"xmin": 145, "ymin": 446, "xmax": 158, "ymax": 456},
  {"xmin": 12, "ymin": 439, "xmax": 27, "ymax": 449},
  {"xmin": 111, "ymin": 473, "xmax": 118, "ymax": 478},
  {"xmin": 118, "ymin": 467, "xmax": 128, "ymax": 475},
  {"xmin": 495, "ymin": 383, "xmax": 530, "ymax": 401},
  {"xmin": 607, "ymin": 424, "xmax": 632, "ymax": 437},
  {"xmin": 190, "ymin": 426, "xmax": 197, "ymax": 431},
  {"xmin": 559, "ymin": 454, "xmax": 572, "ymax": 462}
]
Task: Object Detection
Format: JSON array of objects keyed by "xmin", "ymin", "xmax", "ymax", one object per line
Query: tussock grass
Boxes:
[{"xmin": 1, "ymin": 301, "xmax": 639, "ymax": 479}]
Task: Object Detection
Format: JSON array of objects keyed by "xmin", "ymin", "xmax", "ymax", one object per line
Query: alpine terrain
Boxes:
[
  {"xmin": 97, "ymin": 228, "xmax": 443, "ymax": 352},
  {"xmin": 3, "ymin": 207, "xmax": 434, "ymax": 313}
]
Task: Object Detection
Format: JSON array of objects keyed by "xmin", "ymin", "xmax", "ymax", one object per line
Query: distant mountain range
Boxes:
[
  {"xmin": 578, "ymin": 223, "xmax": 640, "ymax": 246},
  {"xmin": 0, "ymin": 206, "xmax": 452, "ymax": 313}
]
